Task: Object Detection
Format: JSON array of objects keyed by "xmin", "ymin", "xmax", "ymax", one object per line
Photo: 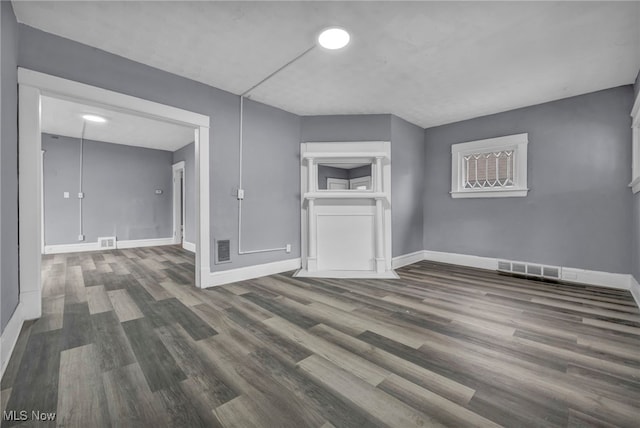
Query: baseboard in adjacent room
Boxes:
[
  {"xmin": 207, "ymin": 258, "xmax": 301, "ymax": 288},
  {"xmin": 183, "ymin": 241, "xmax": 196, "ymax": 253},
  {"xmin": 116, "ymin": 237, "xmax": 175, "ymax": 249},
  {"xmin": 43, "ymin": 237, "xmax": 175, "ymax": 254},
  {"xmin": 1, "ymin": 303, "xmax": 24, "ymax": 380},
  {"xmin": 43, "ymin": 242, "xmax": 99, "ymax": 254}
]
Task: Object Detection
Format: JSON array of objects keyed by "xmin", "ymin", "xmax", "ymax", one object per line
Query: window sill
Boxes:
[
  {"xmin": 451, "ymin": 189, "xmax": 529, "ymax": 199},
  {"xmin": 630, "ymin": 176, "xmax": 640, "ymax": 194}
]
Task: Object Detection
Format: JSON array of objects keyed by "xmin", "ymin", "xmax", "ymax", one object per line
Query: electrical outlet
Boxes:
[
  {"xmin": 285, "ymin": 244, "xmax": 291, "ymax": 253},
  {"xmin": 78, "ymin": 234, "xmax": 85, "ymax": 241}
]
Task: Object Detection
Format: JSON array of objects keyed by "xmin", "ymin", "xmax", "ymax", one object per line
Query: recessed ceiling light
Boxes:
[
  {"xmin": 82, "ymin": 114, "xmax": 106, "ymax": 123},
  {"xmin": 318, "ymin": 27, "xmax": 350, "ymax": 50}
]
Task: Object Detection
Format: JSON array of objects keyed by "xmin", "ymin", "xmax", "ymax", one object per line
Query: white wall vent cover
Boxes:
[
  {"xmin": 98, "ymin": 236, "xmax": 117, "ymax": 250},
  {"xmin": 498, "ymin": 259, "xmax": 561, "ymax": 280}
]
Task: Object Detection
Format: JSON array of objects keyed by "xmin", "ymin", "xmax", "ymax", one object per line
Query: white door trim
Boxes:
[
  {"xmin": 41, "ymin": 149, "xmax": 45, "ymax": 253},
  {"xmin": 326, "ymin": 177, "xmax": 349, "ymax": 190},
  {"xmin": 18, "ymin": 69, "xmax": 212, "ymax": 320},
  {"xmin": 172, "ymin": 161, "xmax": 186, "ymax": 245},
  {"xmin": 349, "ymin": 176, "xmax": 372, "ymax": 190}
]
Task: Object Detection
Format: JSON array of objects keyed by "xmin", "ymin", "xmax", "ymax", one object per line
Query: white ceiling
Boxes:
[
  {"xmin": 14, "ymin": 1, "xmax": 640, "ymax": 128},
  {"xmin": 41, "ymin": 96, "xmax": 195, "ymax": 151}
]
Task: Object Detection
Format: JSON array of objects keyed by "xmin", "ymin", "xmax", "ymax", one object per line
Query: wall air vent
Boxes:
[
  {"xmin": 497, "ymin": 259, "xmax": 560, "ymax": 282},
  {"xmin": 98, "ymin": 236, "xmax": 116, "ymax": 250},
  {"xmin": 216, "ymin": 239, "xmax": 231, "ymax": 264}
]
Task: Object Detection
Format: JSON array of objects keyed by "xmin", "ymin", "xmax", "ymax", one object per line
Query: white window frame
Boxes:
[
  {"xmin": 630, "ymin": 91, "xmax": 640, "ymax": 194},
  {"xmin": 451, "ymin": 133, "xmax": 529, "ymax": 199}
]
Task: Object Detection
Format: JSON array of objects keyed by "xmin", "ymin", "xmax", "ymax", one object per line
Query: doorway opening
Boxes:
[
  {"xmin": 19, "ymin": 68, "xmax": 211, "ymax": 321},
  {"xmin": 172, "ymin": 161, "xmax": 190, "ymax": 250}
]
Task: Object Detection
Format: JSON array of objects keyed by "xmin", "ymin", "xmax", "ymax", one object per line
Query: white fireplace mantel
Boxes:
[{"xmin": 296, "ymin": 141, "xmax": 396, "ymax": 279}]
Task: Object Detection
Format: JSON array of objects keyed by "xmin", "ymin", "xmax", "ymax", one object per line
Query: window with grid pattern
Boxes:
[{"xmin": 451, "ymin": 134, "xmax": 528, "ymax": 198}]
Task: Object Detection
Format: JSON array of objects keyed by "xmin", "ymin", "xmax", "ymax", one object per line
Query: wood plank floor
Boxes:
[{"xmin": 2, "ymin": 245, "xmax": 639, "ymax": 427}]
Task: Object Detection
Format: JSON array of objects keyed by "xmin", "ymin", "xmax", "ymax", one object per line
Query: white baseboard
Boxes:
[
  {"xmin": 422, "ymin": 250, "xmax": 498, "ymax": 270},
  {"xmin": 294, "ymin": 269, "xmax": 399, "ymax": 279},
  {"xmin": 631, "ymin": 276, "xmax": 640, "ymax": 309},
  {"xmin": 20, "ymin": 289, "xmax": 42, "ymax": 320},
  {"xmin": 183, "ymin": 241, "xmax": 196, "ymax": 253},
  {"xmin": 395, "ymin": 249, "xmax": 636, "ymax": 299},
  {"xmin": 560, "ymin": 267, "xmax": 630, "ymax": 290},
  {"xmin": 206, "ymin": 258, "xmax": 301, "ymax": 288},
  {"xmin": 43, "ymin": 237, "xmax": 175, "ymax": 254},
  {"xmin": 43, "ymin": 242, "xmax": 99, "ymax": 254},
  {"xmin": 116, "ymin": 237, "xmax": 175, "ymax": 249},
  {"xmin": 1, "ymin": 302, "xmax": 24, "ymax": 380},
  {"xmin": 392, "ymin": 250, "xmax": 425, "ymax": 269}
]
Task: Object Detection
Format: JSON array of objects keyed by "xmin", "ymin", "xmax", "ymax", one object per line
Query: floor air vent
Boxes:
[
  {"xmin": 216, "ymin": 239, "xmax": 231, "ymax": 264},
  {"xmin": 498, "ymin": 261, "xmax": 511, "ymax": 271},
  {"xmin": 512, "ymin": 262, "xmax": 527, "ymax": 274},
  {"xmin": 542, "ymin": 266, "xmax": 560, "ymax": 279},
  {"xmin": 498, "ymin": 260, "xmax": 560, "ymax": 281},
  {"xmin": 98, "ymin": 236, "xmax": 116, "ymax": 250}
]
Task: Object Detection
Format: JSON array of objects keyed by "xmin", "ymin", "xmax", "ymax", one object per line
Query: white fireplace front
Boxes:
[{"xmin": 296, "ymin": 141, "xmax": 397, "ymax": 279}]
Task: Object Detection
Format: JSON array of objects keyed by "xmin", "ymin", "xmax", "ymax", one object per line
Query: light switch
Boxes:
[
  {"xmin": 63, "ymin": 192, "xmax": 69, "ymax": 199},
  {"xmin": 78, "ymin": 192, "xmax": 84, "ymax": 199},
  {"xmin": 155, "ymin": 189, "xmax": 163, "ymax": 195}
]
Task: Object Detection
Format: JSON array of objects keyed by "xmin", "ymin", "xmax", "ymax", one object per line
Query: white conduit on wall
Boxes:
[
  {"xmin": 78, "ymin": 121, "xmax": 86, "ymax": 240},
  {"xmin": 236, "ymin": 45, "xmax": 316, "ymax": 255}
]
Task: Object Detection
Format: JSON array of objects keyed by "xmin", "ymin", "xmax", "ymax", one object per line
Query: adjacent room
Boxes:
[{"xmin": 1, "ymin": 1, "xmax": 639, "ymax": 427}]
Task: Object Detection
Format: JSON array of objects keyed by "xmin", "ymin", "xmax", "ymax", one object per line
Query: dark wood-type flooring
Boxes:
[{"xmin": 1, "ymin": 245, "xmax": 640, "ymax": 427}]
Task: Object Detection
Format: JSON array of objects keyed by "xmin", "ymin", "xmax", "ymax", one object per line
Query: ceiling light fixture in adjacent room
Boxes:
[
  {"xmin": 317, "ymin": 27, "xmax": 350, "ymax": 50},
  {"xmin": 82, "ymin": 114, "xmax": 106, "ymax": 123}
]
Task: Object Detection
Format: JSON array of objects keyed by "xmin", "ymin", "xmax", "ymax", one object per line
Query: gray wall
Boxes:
[
  {"xmin": 238, "ymin": 98, "xmax": 301, "ymax": 265},
  {"xmin": 391, "ymin": 115, "xmax": 425, "ymax": 256},
  {"xmin": 300, "ymin": 114, "xmax": 425, "ymax": 257},
  {"xmin": 634, "ymin": 193, "xmax": 639, "ymax": 281},
  {"xmin": 19, "ymin": 24, "xmax": 301, "ymax": 270},
  {"xmin": 173, "ymin": 142, "xmax": 196, "ymax": 244},
  {"xmin": 349, "ymin": 165, "xmax": 372, "ymax": 180},
  {"xmin": 633, "ymin": 71, "xmax": 640, "ymax": 282},
  {"xmin": 301, "ymin": 114, "xmax": 391, "ymax": 142},
  {"xmin": 43, "ymin": 134, "xmax": 173, "ymax": 245},
  {"xmin": 1, "ymin": 0, "xmax": 19, "ymax": 333},
  {"xmin": 424, "ymin": 86, "xmax": 634, "ymax": 274}
]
